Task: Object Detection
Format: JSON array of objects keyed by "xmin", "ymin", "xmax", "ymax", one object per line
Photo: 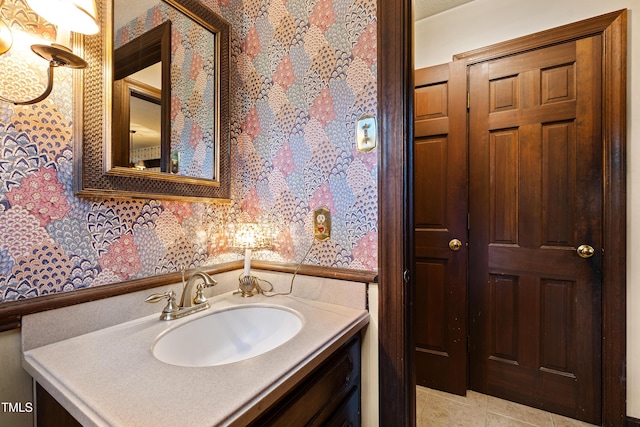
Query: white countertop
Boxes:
[{"xmin": 22, "ymin": 291, "xmax": 369, "ymax": 426}]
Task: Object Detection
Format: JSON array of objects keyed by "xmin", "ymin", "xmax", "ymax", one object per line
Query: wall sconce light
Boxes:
[
  {"xmin": 230, "ymin": 223, "xmax": 271, "ymax": 297},
  {"xmin": 0, "ymin": 0, "xmax": 99, "ymax": 105}
]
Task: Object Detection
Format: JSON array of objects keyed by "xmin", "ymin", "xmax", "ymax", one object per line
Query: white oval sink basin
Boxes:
[{"xmin": 152, "ymin": 306, "xmax": 303, "ymax": 367}]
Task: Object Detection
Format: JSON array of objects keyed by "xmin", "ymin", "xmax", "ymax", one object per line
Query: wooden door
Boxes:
[
  {"xmin": 413, "ymin": 61, "xmax": 468, "ymax": 395},
  {"xmin": 468, "ymin": 37, "xmax": 603, "ymax": 424}
]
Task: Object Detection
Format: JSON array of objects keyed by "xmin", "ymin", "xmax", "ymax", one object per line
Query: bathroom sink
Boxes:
[{"xmin": 152, "ymin": 306, "xmax": 303, "ymax": 367}]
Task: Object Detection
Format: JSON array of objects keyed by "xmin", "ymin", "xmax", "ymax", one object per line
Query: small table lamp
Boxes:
[{"xmin": 230, "ymin": 223, "xmax": 270, "ymax": 297}]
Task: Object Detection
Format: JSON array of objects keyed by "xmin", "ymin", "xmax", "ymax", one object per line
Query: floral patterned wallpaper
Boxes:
[
  {"xmin": 0, "ymin": 0, "xmax": 377, "ymax": 303},
  {"xmin": 222, "ymin": 0, "xmax": 378, "ymax": 270}
]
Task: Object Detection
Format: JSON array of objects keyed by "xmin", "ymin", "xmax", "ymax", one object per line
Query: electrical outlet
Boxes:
[{"xmin": 313, "ymin": 207, "xmax": 331, "ymax": 241}]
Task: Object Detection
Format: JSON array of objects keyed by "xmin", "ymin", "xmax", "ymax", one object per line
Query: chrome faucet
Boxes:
[{"xmin": 145, "ymin": 271, "xmax": 218, "ymax": 320}]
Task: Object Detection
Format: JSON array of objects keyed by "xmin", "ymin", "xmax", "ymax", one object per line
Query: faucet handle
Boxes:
[
  {"xmin": 144, "ymin": 290, "xmax": 172, "ymax": 303},
  {"xmin": 193, "ymin": 286, "xmax": 208, "ymax": 305},
  {"xmin": 193, "ymin": 278, "xmax": 217, "ymax": 304},
  {"xmin": 145, "ymin": 290, "xmax": 180, "ymax": 320}
]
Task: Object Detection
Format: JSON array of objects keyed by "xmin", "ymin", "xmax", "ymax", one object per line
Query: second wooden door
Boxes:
[{"xmin": 468, "ymin": 38, "xmax": 603, "ymax": 424}]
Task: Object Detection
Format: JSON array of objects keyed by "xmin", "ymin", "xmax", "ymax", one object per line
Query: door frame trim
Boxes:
[
  {"xmin": 378, "ymin": 8, "xmax": 627, "ymax": 426},
  {"xmin": 377, "ymin": 1, "xmax": 416, "ymax": 426}
]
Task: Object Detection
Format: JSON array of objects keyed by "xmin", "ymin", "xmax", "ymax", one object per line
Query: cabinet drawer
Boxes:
[
  {"xmin": 36, "ymin": 383, "xmax": 81, "ymax": 427},
  {"xmin": 250, "ymin": 334, "xmax": 362, "ymax": 426},
  {"xmin": 324, "ymin": 386, "xmax": 360, "ymax": 427}
]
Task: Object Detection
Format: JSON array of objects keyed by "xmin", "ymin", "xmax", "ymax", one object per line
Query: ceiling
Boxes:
[{"xmin": 414, "ymin": 0, "xmax": 476, "ymax": 21}]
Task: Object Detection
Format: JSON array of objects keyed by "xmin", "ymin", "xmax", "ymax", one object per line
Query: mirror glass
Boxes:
[{"xmin": 113, "ymin": 0, "xmax": 216, "ymax": 179}]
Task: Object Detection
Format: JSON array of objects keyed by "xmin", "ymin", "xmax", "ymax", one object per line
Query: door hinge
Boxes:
[
  {"xmin": 467, "ymin": 335, "xmax": 471, "ymax": 352},
  {"xmin": 467, "ymin": 91, "xmax": 470, "ymax": 110},
  {"xmin": 403, "ymin": 269, "xmax": 410, "ymax": 283}
]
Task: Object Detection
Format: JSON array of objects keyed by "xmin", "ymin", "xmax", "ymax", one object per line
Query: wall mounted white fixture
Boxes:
[{"xmin": 356, "ymin": 114, "xmax": 377, "ymax": 152}]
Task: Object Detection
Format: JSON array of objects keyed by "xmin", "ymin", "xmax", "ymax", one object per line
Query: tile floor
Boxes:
[{"xmin": 416, "ymin": 386, "xmax": 598, "ymax": 427}]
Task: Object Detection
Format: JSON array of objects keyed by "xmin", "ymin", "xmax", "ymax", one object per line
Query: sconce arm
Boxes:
[{"xmin": 0, "ymin": 61, "xmax": 55, "ymax": 105}]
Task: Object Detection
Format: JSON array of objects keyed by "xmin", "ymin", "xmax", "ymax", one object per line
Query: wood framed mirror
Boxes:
[{"xmin": 73, "ymin": 0, "xmax": 230, "ymax": 201}]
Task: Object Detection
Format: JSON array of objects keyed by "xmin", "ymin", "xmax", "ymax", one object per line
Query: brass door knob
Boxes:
[
  {"xmin": 577, "ymin": 244, "xmax": 595, "ymax": 258},
  {"xmin": 449, "ymin": 239, "xmax": 462, "ymax": 251}
]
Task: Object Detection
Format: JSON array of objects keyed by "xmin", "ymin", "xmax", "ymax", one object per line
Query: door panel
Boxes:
[
  {"xmin": 468, "ymin": 37, "xmax": 602, "ymax": 424},
  {"xmin": 413, "ymin": 61, "xmax": 467, "ymax": 395}
]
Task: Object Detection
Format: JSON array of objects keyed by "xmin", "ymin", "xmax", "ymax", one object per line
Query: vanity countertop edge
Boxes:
[{"xmin": 22, "ymin": 290, "xmax": 369, "ymax": 427}]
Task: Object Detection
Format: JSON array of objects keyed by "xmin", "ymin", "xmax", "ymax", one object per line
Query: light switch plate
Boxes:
[
  {"xmin": 313, "ymin": 207, "xmax": 331, "ymax": 241},
  {"xmin": 356, "ymin": 115, "xmax": 376, "ymax": 152}
]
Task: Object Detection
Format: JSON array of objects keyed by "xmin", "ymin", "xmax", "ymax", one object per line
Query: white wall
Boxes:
[
  {"xmin": 415, "ymin": 0, "xmax": 639, "ymax": 418},
  {"xmin": 362, "ymin": 283, "xmax": 379, "ymax": 427},
  {"xmin": 0, "ymin": 330, "xmax": 33, "ymax": 427}
]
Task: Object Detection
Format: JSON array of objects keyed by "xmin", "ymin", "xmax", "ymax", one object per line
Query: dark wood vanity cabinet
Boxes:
[
  {"xmin": 249, "ymin": 333, "xmax": 362, "ymax": 427},
  {"xmin": 36, "ymin": 333, "xmax": 362, "ymax": 427},
  {"xmin": 36, "ymin": 383, "xmax": 82, "ymax": 427}
]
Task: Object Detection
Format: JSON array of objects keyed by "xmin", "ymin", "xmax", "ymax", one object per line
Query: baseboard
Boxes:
[{"xmin": 627, "ymin": 416, "xmax": 640, "ymax": 427}]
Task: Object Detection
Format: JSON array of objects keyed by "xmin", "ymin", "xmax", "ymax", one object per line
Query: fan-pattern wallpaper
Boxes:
[{"xmin": 0, "ymin": 0, "xmax": 377, "ymax": 303}]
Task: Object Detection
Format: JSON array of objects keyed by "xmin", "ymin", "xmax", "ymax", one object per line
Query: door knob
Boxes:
[
  {"xmin": 449, "ymin": 239, "xmax": 462, "ymax": 251},
  {"xmin": 577, "ymin": 244, "xmax": 595, "ymax": 258}
]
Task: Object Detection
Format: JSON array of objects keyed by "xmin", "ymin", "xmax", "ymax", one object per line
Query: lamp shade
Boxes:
[
  {"xmin": 27, "ymin": 0, "xmax": 99, "ymax": 35},
  {"xmin": 230, "ymin": 223, "xmax": 270, "ymax": 250}
]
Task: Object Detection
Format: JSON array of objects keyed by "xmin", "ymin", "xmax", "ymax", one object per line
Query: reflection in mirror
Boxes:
[
  {"xmin": 113, "ymin": 0, "xmax": 217, "ymax": 180},
  {"xmin": 129, "ymin": 78, "xmax": 162, "ymax": 171},
  {"xmin": 113, "ymin": 20, "xmax": 170, "ymax": 172}
]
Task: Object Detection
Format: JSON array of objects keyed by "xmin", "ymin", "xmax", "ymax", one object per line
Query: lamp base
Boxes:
[{"xmin": 238, "ymin": 274, "xmax": 258, "ymax": 297}]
